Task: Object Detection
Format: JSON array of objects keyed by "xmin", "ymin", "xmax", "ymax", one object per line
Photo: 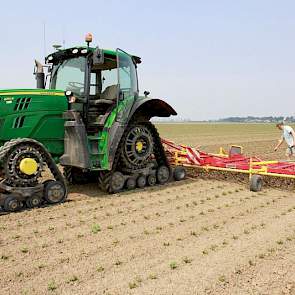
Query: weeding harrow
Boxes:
[{"xmin": 163, "ymin": 139, "xmax": 295, "ymax": 191}]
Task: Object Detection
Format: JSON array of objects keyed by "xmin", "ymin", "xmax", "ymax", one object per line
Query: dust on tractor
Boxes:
[{"xmin": 0, "ymin": 34, "xmax": 184, "ymax": 212}]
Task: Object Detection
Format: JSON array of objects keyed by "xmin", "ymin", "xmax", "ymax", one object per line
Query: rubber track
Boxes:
[
  {"xmin": 0, "ymin": 138, "xmax": 65, "ymax": 187},
  {"xmin": 98, "ymin": 120, "xmax": 170, "ymax": 192},
  {"xmin": 98, "ymin": 133, "xmax": 122, "ymax": 192},
  {"xmin": 146, "ymin": 121, "xmax": 170, "ymax": 167}
]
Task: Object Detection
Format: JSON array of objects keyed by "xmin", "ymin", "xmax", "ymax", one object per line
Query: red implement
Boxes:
[{"xmin": 162, "ymin": 139, "xmax": 295, "ymax": 180}]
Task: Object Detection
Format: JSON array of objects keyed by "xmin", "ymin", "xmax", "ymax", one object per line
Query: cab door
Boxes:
[{"xmin": 116, "ymin": 49, "xmax": 138, "ymax": 123}]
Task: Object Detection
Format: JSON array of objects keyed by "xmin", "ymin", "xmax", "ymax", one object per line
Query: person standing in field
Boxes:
[{"xmin": 274, "ymin": 122, "xmax": 295, "ymax": 159}]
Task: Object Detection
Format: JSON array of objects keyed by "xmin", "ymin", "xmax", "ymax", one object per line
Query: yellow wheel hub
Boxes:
[
  {"xmin": 19, "ymin": 158, "xmax": 38, "ymax": 175},
  {"xmin": 136, "ymin": 141, "xmax": 144, "ymax": 152}
]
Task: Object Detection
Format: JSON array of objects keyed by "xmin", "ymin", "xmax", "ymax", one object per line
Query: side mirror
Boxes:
[
  {"xmin": 144, "ymin": 91, "xmax": 150, "ymax": 97},
  {"xmin": 93, "ymin": 48, "xmax": 104, "ymax": 65}
]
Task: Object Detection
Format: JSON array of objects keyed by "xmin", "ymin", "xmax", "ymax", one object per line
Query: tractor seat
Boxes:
[{"xmin": 90, "ymin": 85, "xmax": 117, "ymax": 106}]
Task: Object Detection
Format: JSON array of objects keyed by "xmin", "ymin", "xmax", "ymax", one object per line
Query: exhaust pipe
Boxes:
[{"xmin": 35, "ymin": 60, "xmax": 45, "ymax": 89}]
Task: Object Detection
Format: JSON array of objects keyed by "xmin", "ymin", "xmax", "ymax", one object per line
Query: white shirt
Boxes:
[{"xmin": 281, "ymin": 125, "xmax": 295, "ymax": 147}]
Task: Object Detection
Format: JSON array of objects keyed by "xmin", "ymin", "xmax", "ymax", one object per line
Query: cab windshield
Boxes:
[{"xmin": 50, "ymin": 56, "xmax": 86, "ymax": 96}]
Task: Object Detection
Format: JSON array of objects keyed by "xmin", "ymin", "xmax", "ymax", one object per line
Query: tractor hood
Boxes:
[
  {"xmin": 0, "ymin": 89, "xmax": 67, "ymax": 117},
  {"xmin": 0, "ymin": 89, "xmax": 68, "ymax": 152}
]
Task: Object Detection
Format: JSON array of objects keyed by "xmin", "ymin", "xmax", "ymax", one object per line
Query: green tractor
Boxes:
[{"xmin": 0, "ymin": 35, "xmax": 180, "ymax": 212}]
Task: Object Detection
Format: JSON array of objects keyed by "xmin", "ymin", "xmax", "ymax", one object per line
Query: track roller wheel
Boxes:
[
  {"xmin": 26, "ymin": 196, "xmax": 42, "ymax": 209},
  {"xmin": 126, "ymin": 177, "xmax": 136, "ymax": 190},
  {"xmin": 250, "ymin": 175, "xmax": 263, "ymax": 192},
  {"xmin": 173, "ymin": 166, "xmax": 186, "ymax": 181},
  {"xmin": 109, "ymin": 172, "xmax": 125, "ymax": 193},
  {"xmin": 157, "ymin": 165, "xmax": 170, "ymax": 184},
  {"xmin": 137, "ymin": 175, "xmax": 146, "ymax": 188},
  {"xmin": 44, "ymin": 181, "xmax": 67, "ymax": 204},
  {"xmin": 3, "ymin": 196, "xmax": 21, "ymax": 212},
  {"xmin": 147, "ymin": 174, "xmax": 157, "ymax": 186}
]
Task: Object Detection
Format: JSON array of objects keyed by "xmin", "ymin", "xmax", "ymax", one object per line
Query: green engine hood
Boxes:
[
  {"xmin": 0, "ymin": 89, "xmax": 68, "ymax": 156},
  {"xmin": 0, "ymin": 88, "xmax": 67, "ymax": 117}
]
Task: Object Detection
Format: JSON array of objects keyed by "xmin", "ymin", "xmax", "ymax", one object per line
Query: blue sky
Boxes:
[{"xmin": 0, "ymin": 0, "xmax": 294, "ymax": 120}]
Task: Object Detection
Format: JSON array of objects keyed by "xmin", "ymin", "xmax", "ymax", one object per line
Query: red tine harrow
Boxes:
[{"xmin": 163, "ymin": 139, "xmax": 295, "ymax": 191}]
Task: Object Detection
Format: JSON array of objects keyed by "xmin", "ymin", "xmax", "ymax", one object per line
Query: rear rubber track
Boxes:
[{"xmin": 98, "ymin": 120, "xmax": 170, "ymax": 193}]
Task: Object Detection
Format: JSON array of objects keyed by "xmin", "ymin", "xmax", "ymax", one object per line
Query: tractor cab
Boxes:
[
  {"xmin": 41, "ymin": 37, "xmax": 141, "ymax": 134},
  {"xmin": 34, "ymin": 35, "xmax": 145, "ymax": 170}
]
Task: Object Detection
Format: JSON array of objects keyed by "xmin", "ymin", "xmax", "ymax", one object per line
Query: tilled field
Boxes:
[{"xmin": 1, "ymin": 123, "xmax": 295, "ymax": 295}]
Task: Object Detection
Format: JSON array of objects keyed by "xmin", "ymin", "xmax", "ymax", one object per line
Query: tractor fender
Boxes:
[
  {"xmin": 129, "ymin": 98, "xmax": 177, "ymax": 121},
  {"xmin": 107, "ymin": 98, "xmax": 176, "ymax": 169}
]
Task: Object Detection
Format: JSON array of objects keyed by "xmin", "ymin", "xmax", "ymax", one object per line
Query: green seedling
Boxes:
[
  {"xmin": 96, "ymin": 265, "xmax": 105, "ymax": 272},
  {"xmin": 48, "ymin": 280, "xmax": 57, "ymax": 291},
  {"xmin": 91, "ymin": 224, "xmax": 101, "ymax": 234},
  {"xmin": 218, "ymin": 275, "xmax": 227, "ymax": 283}
]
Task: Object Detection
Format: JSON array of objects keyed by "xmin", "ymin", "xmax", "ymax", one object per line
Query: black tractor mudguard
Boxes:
[{"xmin": 129, "ymin": 98, "xmax": 177, "ymax": 121}]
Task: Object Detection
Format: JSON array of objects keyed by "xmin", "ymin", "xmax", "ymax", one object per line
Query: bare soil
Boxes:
[{"xmin": 1, "ymin": 123, "xmax": 295, "ymax": 295}]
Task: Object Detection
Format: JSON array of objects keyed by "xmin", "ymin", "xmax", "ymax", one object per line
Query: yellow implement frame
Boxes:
[{"xmin": 171, "ymin": 148, "xmax": 295, "ymax": 180}]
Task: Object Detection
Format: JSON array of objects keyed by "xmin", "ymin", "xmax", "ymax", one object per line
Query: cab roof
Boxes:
[{"xmin": 46, "ymin": 46, "xmax": 141, "ymax": 64}]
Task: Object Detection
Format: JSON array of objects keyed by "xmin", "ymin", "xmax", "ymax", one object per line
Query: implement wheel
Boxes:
[
  {"xmin": 44, "ymin": 181, "xmax": 66, "ymax": 204},
  {"xmin": 173, "ymin": 166, "xmax": 186, "ymax": 181},
  {"xmin": 250, "ymin": 175, "xmax": 263, "ymax": 192}
]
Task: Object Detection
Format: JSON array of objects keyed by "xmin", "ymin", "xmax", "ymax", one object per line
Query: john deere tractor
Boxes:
[{"xmin": 0, "ymin": 35, "xmax": 179, "ymax": 212}]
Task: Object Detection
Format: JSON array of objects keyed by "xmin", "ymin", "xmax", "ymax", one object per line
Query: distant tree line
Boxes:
[
  {"xmin": 153, "ymin": 116, "xmax": 295, "ymax": 123},
  {"xmin": 217, "ymin": 116, "xmax": 295, "ymax": 123}
]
